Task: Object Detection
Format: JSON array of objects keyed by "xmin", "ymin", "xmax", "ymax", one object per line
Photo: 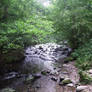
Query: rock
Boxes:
[
  {"xmin": 1, "ymin": 88, "xmax": 16, "ymax": 92},
  {"xmin": 3, "ymin": 72, "xmax": 18, "ymax": 80},
  {"xmin": 76, "ymin": 86, "xmax": 88, "ymax": 92},
  {"xmin": 54, "ymin": 67, "xmax": 56, "ymax": 70},
  {"xmin": 54, "ymin": 47, "xmax": 62, "ymax": 52},
  {"xmin": 36, "ymin": 84, "xmax": 41, "ymax": 88},
  {"xmin": 51, "ymin": 76, "xmax": 58, "ymax": 81},
  {"xmin": 23, "ymin": 43, "xmax": 72, "ymax": 76},
  {"xmin": 41, "ymin": 70, "xmax": 47, "ymax": 75},
  {"xmin": 57, "ymin": 68, "xmax": 61, "ymax": 72},
  {"xmin": 67, "ymin": 83, "xmax": 75, "ymax": 87},
  {"xmin": 24, "ymin": 75, "xmax": 34, "ymax": 84},
  {"xmin": 33, "ymin": 73, "xmax": 42, "ymax": 79},
  {"xmin": 39, "ymin": 46, "xmax": 43, "ymax": 50},
  {"xmin": 62, "ymin": 47, "xmax": 69, "ymax": 51},
  {"xmin": 87, "ymin": 69, "xmax": 92, "ymax": 74},
  {"xmin": 40, "ymin": 55, "xmax": 52, "ymax": 61},
  {"xmin": 60, "ymin": 78, "xmax": 72, "ymax": 85},
  {"xmin": 46, "ymin": 69, "xmax": 51, "ymax": 74},
  {"xmin": 59, "ymin": 76, "xmax": 65, "ymax": 82},
  {"xmin": 50, "ymin": 70, "xmax": 59, "ymax": 75}
]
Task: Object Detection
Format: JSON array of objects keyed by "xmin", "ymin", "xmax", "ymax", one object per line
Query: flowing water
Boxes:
[{"xmin": 0, "ymin": 43, "xmax": 73, "ymax": 92}]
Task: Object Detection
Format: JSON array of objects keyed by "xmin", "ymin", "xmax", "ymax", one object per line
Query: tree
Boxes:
[{"xmin": 53, "ymin": 0, "xmax": 92, "ymax": 48}]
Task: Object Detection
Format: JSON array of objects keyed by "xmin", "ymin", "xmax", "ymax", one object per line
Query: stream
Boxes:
[{"xmin": 0, "ymin": 43, "xmax": 75, "ymax": 92}]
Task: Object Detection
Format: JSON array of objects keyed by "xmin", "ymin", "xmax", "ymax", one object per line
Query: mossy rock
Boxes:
[
  {"xmin": 61, "ymin": 78, "xmax": 72, "ymax": 85},
  {"xmin": 1, "ymin": 88, "xmax": 16, "ymax": 92},
  {"xmin": 41, "ymin": 70, "xmax": 47, "ymax": 75}
]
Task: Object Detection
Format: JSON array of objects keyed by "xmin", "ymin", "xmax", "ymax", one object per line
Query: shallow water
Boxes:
[{"xmin": 0, "ymin": 43, "xmax": 72, "ymax": 92}]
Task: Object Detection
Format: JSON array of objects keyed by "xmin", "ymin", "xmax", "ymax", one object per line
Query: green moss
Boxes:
[
  {"xmin": 64, "ymin": 57, "xmax": 74, "ymax": 62},
  {"xmin": 61, "ymin": 78, "xmax": 72, "ymax": 85},
  {"xmin": 41, "ymin": 71, "xmax": 47, "ymax": 75}
]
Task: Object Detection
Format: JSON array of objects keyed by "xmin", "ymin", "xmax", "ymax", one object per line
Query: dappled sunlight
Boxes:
[{"xmin": 37, "ymin": 0, "xmax": 51, "ymax": 7}]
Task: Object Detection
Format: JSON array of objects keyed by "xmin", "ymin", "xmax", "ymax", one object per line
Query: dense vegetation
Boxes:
[
  {"xmin": 52, "ymin": 0, "xmax": 92, "ymax": 83},
  {"xmin": 0, "ymin": 0, "xmax": 54, "ymax": 64},
  {"xmin": 53, "ymin": 0, "xmax": 92, "ymax": 70},
  {"xmin": 0, "ymin": 0, "xmax": 92, "ymax": 83}
]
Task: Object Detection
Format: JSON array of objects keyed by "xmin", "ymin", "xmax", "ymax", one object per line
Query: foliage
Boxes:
[
  {"xmin": 0, "ymin": 0, "xmax": 54, "ymax": 63},
  {"xmin": 52, "ymin": 1, "xmax": 92, "ymax": 84},
  {"xmin": 79, "ymin": 70, "xmax": 92, "ymax": 84},
  {"xmin": 0, "ymin": 16, "xmax": 54, "ymax": 54},
  {"xmin": 72, "ymin": 39, "xmax": 92, "ymax": 70},
  {"xmin": 0, "ymin": 0, "xmax": 40, "ymax": 20},
  {"xmin": 53, "ymin": 0, "xmax": 92, "ymax": 48}
]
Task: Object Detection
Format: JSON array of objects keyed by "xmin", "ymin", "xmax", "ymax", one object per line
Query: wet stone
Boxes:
[
  {"xmin": 1, "ymin": 88, "xmax": 16, "ymax": 92},
  {"xmin": 36, "ymin": 85, "xmax": 41, "ymax": 89},
  {"xmin": 61, "ymin": 78, "xmax": 72, "ymax": 85},
  {"xmin": 51, "ymin": 76, "xmax": 58, "ymax": 81},
  {"xmin": 24, "ymin": 75, "xmax": 34, "ymax": 84},
  {"xmin": 33, "ymin": 73, "xmax": 42, "ymax": 79},
  {"xmin": 87, "ymin": 69, "xmax": 92, "ymax": 74},
  {"xmin": 76, "ymin": 86, "xmax": 88, "ymax": 92},
  {"xmin": 59, "ymin": 75, "xmax": 65, "ymax": 82},
  {"xmin": 41, "ymin": 70, "xmax": 47, "ymax": 75},
  {"xmin": 67, "ymin": 83, "xmax": 75, "ymax": 87},
  {"xmin": 3, "ymin": 72, "xmax": 19, "ymax": 80}
]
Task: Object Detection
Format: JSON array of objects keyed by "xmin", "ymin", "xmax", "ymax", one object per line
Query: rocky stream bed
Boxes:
[{"xmin": 0, "ymin": 43, "xmax": 92, "ymax": 92}]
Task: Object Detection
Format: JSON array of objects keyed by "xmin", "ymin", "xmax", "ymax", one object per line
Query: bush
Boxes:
[
  {"xmin": 79, "ymin": 70, "xmax": 92, "ymax": 84},
  {"xmin": 53, "ymin": 0, "xmax": 92, "ymax": 48},
  {"xmin": 72, "ymin": 39, "xmax": 92, "ymax": 70},
  {"xmin": 0, "ymin": 16, "xmax": 54, "ymax": 63}
]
